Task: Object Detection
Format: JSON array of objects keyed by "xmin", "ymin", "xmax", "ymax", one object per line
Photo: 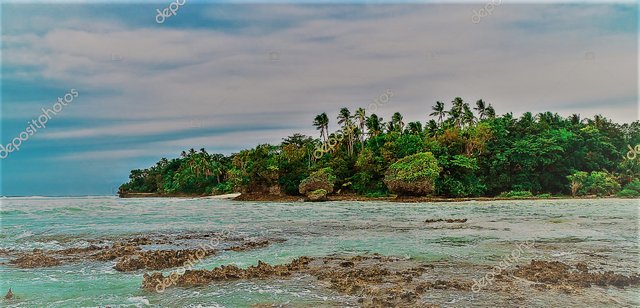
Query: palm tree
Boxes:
[
  {"xmin": 474, "ymin": 100, "xmax": 487, "ymax": 120},
  {"xmin": 406, "ymin": 121, "xmax": 423, "ymax": 134},
  {"xmin": 463, "ymin": 104, "xmax": 476, "ymax": 127},
  {"xmin": 570, "ymin": 114, "xmax": 581, "ymax": 126},
  {"xmin": 391, "ymin": 112, "xmax": 405, "ymax": 132},
  {"xmin": 313, "ymin": 113, "xmax": 329, "ymax": 142},
  {"xmin": 365, "ymin": 114, "xmax": 383, "ymax": 137},
  {"xmin": 449, "ymin": 106, "xmax": 462, "ymax": 129},
  {"xmin": 337, "ymin": 107, "xmax": 354, "ymax": 155},
  {"xmin": 426, "ymin": 119, "xmax": 438, "ymax": 137},
  {"xmin": 354, "ymin": 108, "xmax": 367, "ymax": 151},
  {"xmin": 430, "ymin": 101, "xmax": 446, "ymax": 124},
  {"xmin": 485, "ymin": 105, "xmax": 496, "ymax": 119}
]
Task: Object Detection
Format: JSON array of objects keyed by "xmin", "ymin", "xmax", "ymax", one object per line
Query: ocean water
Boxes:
[{"xmin": 0, "ymin": 197, "xmax": 638, "ymax": 307}]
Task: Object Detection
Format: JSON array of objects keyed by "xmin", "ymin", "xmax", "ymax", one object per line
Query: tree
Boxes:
[
  {"xmin": 354, "ymin": 107, "xmax": 367, "ymax": 151},
  {"xmin": 313, "ymin": 113, "xmax": 329, "ymax": 142},
  {"xmin": 474, "ymin": 99, "xmax": 487, "ymax": 120},
  {"xmin": 391, "ymin": 112, "xmax": 405, "ymax": 132},
  {"xmin": 337, "ymin": 107, "xmax": 355, "ymax": 155},
  {"xmin": 406, "ymin": 121, "xmax": 423, "ymax": 135},
  {"xmin": 366, "ymin": 114, "xmax": 383, "ymax": 137},
  {"xmin": 430, "ymin": 101, "xmax": 446, "ymax": 124}
]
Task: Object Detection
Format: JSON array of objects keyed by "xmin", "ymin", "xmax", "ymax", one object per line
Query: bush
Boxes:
[
  {"xmin": 567, "ymin": 171, "xmax": 621, "ymax": 196},
  {"xmin": 623, "ymin": 179, "xmax": 640, "ymax": 192},
  {"xmin": 617, "ymin": 180, "xmax": 640, "ymax": 197},
  {"xmin": 384, "ymin": 152, "xmax": 440, "ymax": 196},
  {"xmin": 617, "ymin": 189, "xmax": 640, "ymax": 197},
  {"xmin": 537, "ymin": 193, "xmax": 552, "ymax": 198},
  {"xmin": 499, "ymin": 191, "xmax": 534, "ymax": 198}
]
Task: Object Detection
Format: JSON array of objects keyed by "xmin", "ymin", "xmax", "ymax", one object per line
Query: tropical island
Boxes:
[{"xmin": 118, "ymin": 98, "xmax": 640, "ymax": 201}]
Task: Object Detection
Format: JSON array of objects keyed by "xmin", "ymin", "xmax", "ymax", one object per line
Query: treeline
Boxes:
[{"xmin": 119, "ymin": 98, "xmax": 640, "ymax": 198}]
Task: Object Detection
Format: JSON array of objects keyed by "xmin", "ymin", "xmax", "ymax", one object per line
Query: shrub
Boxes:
[
  {"xmin": 623, "ymin": 179, "xmax": 640, "ymax": 193},
  {"xmin": 537, "ymin": 193, "xmax": 552, "ymax": 198},
  {"xmin": 567, "ymin": 171, "xmax": 621, "ymax": 196},
  {"xmin": 383, "ymin": 152, "xmax": 440, "ymax": 196},
  {"xmin": 498, "ymin": 191, "xmax": 534, "ymax": 198},
  {"xmin": 617, "ymin": 189, "xmax": 640, "ymax": 198}
]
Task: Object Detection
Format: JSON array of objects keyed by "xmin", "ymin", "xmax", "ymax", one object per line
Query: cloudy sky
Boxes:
[{"xmin": 1, "ymin": 1, "xmax": 637, "ymax": 196}]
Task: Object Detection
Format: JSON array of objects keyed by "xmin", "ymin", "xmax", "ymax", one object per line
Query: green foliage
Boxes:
[
  {"xmin": 121, "ymin": 101, "xmax": 636, "ymax": 199},
  {"xmin": 499, "ymin": 191, "xmax": 534, "ymax": 198},
  {"xmin": 384, "ymin": 152, "xmax": 440, "ymax": 196},
  {"xmin": 617, "ymin": 180, "xmax": 640, "ymax": 197},
  {"xmin": 386, "ymin": 152, "xmax": 439, "ymax": 183},
  {"xmin": 567, "ymin": 171, "xmax": 621, "ymax": 196},
  {"xmin": 617, "ymin": 189, "xmax": 640, "ymax": 197}
]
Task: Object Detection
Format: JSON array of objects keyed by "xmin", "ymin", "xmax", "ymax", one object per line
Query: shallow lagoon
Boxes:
[{"xmin": 1, "ymin": 197, "xmax": 638, "ymax": 307}]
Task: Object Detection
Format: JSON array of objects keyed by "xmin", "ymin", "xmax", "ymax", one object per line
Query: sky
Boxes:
[{"xmin": 0, "ymin": 1, "xmax": 638, "ymax": 196}]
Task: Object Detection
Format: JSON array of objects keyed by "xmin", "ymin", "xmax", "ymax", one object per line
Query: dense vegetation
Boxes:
[{"xmin": 120, "ymin": 98, "xmax": 640, "ymax": 198}]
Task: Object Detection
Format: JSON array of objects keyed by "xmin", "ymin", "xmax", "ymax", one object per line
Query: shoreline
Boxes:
[{"xmin": 118, "ymin": 192, "xmax": 636, "ymax": 203}]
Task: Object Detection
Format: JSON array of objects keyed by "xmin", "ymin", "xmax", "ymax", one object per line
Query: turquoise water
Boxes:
[{"xmin": 0, "ymin": 197, "xmax": 638, "ymax": 307}]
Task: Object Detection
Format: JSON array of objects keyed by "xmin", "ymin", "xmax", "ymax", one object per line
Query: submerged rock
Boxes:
[
  {"xmin": 4, "ymin": 288, "xmax": 13, "ymax": 300},
  {"xmin": 424, "ymin": 218, "xmax": 467, "ymax": 223},
  {"xmin": 513, "ymin": 260, "xmax": 640, "ymax": 289},
  {"xmin": 142, "ymin": 256, "xmax": 313, "ymax": 290},
  {"xmin": 10, "ymin": 250, "xmax": 61, "ymax": 268},
  {"xmin": 142, "ymin": 254, "xmax": 469, "ymax": 307},
  {"xmin": 225, "ymin": 240, "xmax": 270, "ymax": 252},
  {"xmin": 114, "ymin": 248, "xmax": 216, "ymax": 272}
]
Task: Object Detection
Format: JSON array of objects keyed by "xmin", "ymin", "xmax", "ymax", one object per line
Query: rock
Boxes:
[
  {"xmin": 114, "ymin": 248, "xmax": 216, "ymax": 272},
  {"xmin": 142, "ymin": 256, "xmax": 314, "ymax": 290},
  {"xmin": 424, "ymin": 218, "xmax": 467, "ymax": 223},
  {"xmin": 299, "ymin": 168, "xmax": 335, "ymax": 196},
  {"xmin": 513, "ymin": 260, "xmax": 640, "ymax": 289},
  {"xmin": 306, "ymin": 189, "xmax": 328, "ymax": 202},
  {"xmin": 10, "ymin": 250, "xmax": 61, "ymax": 268},
  {"xmin": 383, "ymin": 152, "xmax": 439, "ymax": 196},
  {"xmin": 4, "ymin": 288, "xmax": 13, "ymax": 300},
  {"xmin": 225, "ymin": 240, "xmax": 270, "ymax": 252}
]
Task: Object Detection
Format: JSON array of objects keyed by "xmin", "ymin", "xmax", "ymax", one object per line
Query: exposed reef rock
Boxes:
[
  {"xmin": 142, "ymin": 257, "xmax": 313, "ymax": 290},
  {"xmin": 225, "ymin": 240, "xmax": 271, "ymax": 252},
  {"xmin": 142, "ymin": 254, "xmax": 471, "ymax": 307},
  {"xmin": 10, "ymin": 250, "xmax": 61, "ymax": 268},
  {"xmin": 424, "ymin": 218, "xmax": 468, "ymax": 223},
  {"xmin": 114, "ymin": 248, "xmax": 217, "ymax": 272},
  {"xmin": 513, "ymin": 260, "xmax": 640, "ymax": 290}
]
